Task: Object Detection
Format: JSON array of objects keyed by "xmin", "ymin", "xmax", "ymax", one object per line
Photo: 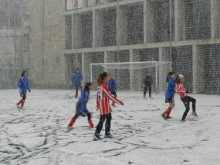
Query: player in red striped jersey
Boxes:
[
  {"xmin": 94, "ymin": 72, "xmax": 124, "ymax": 141},
  {"xmin": 175, "ymin": 74, "xmax": 198, "ymax": 122}
]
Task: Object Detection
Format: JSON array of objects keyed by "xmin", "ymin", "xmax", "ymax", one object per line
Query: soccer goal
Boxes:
[{"xmin": 90, "ymin": 61, "xmax": 172, "ymax": 93}]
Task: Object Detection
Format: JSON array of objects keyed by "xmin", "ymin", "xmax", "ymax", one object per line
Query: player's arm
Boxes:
[
  {"xmin": 103, "ymin": 85, "xmax": 124, "ymax": 105},
  {"xmin": 96, "ymin": 92, "xmax": 100, "ymax": 110},
  {"xmin": 27, "ymin": 79, "xmax": 31, "ymax": 92}
]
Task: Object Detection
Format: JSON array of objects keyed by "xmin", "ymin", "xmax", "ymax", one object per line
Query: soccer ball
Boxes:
[{"xmin": 188, "ymin": 114, "xmax": 195, "ymax": 121}]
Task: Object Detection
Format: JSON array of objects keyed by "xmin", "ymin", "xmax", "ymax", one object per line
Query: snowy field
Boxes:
[{"xmin": 0, "ymin": 90, "xmax": 220, "ymax": 165}]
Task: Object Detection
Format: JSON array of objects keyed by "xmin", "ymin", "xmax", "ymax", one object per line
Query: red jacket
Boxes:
[
  {"xmin": 96, "ymin": 82, "xmax": 124, "ymax": 115},
  {"xmin": 175, "ymin": 83, "xmax": 187, "ymax": 98}
]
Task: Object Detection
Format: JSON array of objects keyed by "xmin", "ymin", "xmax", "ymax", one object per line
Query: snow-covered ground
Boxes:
[{"xmin": 0, "ymin": 90, "xmax": 220, "ymax": 165}]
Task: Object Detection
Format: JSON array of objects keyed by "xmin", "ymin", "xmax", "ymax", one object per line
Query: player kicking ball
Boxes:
[{"xmin": 175, "ymin": 74, "xmax": 198, "ymax": 122}]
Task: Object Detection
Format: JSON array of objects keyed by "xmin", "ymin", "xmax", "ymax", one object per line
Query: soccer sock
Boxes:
[
  {"xmin": 68, "ymin": 117, "xmax": 77, "ymax": 127},
  {"xmin": 20, "ymin": 99, "xmax": 25, "ymax": 108},
  {"xmin": 75, "ymin": 92, "xmax": 78, "ymax": 98},
  {"xmin": 88, "ymin": 119, "xmax": 94, "ymax": 128},
  {"xmin": 166, "ymin": 107, "xmax": 173, "ymax": 117},
  {"xmin": 162, "ymin": 106, "xmax": 172, "ymax": 117},
  {"xmin": 16, "ymin": 99, "xmax": 23, "ymax": 105}
]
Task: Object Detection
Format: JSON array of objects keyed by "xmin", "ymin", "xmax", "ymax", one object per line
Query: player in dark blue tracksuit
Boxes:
[
  {"xmin": 107, "ymin": 73, "xmax": 117, "ymax": 107},
  {"xmin": 16, "ymin": 71, "xmax": 31, "ymax": 109},
  {"xmin": 162, "ymin": 72, "xmax": 176, "ymax": 119},
  {"xmin": 67, "ymin": 82, "xmax": 94, "ymax": 128},
  {"xmin": 71, "ymin": 69, "xmax": 83, "ymax": 98},
  {"xmin": 143, "ymin": 71, "xmax": 153, "ymax": 98}
]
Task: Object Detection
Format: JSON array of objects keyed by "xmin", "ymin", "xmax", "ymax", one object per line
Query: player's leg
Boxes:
[
  {"xmin": 149, "ymin": 86, "xmax": 152, "ymax": 98},
  {"xmin": 16, "ymin": 97, "xmax": 23, "ymax": 106},
  {"xmin": 181, "ymin": 97, "xmax": 190, "ymax": 121},
  {"xmin": 166, "ymin": 102, "xmax": 174, "ymax": 118},
  {"xmin": 105, "ymin": 113, "xmax": 113, "ymax": 138},
  {"xmin": 187, "ymin": 96, "xmax": 197, "ymax": 116},
  {"xmin": 87, "ymin": 112, "xmax": 94, "ymax": 128},
  {"xmin": 20, "ymin": 93, "xmax": 26, "ymax": 108},
  {"xmin": 94, "ymin": 115, "xmax": 106, "ymax": 140},
  {"xmin": 143, "ymin": 87, "xmax": 147, "ymax": 98},
  {"xmin": 162, "ymin": 99, "xmax": 174, "ymax": 119},
  {"xmin": 75, "ymin": 85, "xmax": 79, "ymax": 98},
  {"xmin": 68, "ymin": 112, "xmax": 79, "ymax": 127}
]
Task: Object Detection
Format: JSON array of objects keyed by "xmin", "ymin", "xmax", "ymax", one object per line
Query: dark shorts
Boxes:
[
  {"xmin": 111, "ymin": 91, "xmax": 117, "ymax": 98},
  {"xmin": 76, "ymin": 110, "xmax": 86, "ymax": 117},
  {"xmin": 165, "ymin": 97, "xmax": 174, "ymax": 103},
  {"xmin": 20, "ymin": 92, "xmax": 27, "ymax": 99}
]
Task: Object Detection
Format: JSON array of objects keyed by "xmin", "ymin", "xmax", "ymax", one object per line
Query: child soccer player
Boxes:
[
  {"xmin": 94, "ymin": 72, "xmax": 124, "ymax": 141},
  {"xmin": 16, "ymin": 71, "xmax": 31, "ymax": 109},
  {"xmin": 162, "ymin": 72, "xmax": 175, "ymax": 119},
  {"xmin": 143, "ymin": 71, "xmax": 153, "ymax": 98},
  {"xmin": 107, "ymin": 73, "xmax": 117, "ymax": 107},
  {"xmin": 175, "ymin": 74, "xmax": 198, "ymax": 122},
  {"xmin": 71, "ymin": 68, "xmax": 83, "ymax": 99},
  {"xmin": 67, "ymin": 82, "xmax": 94, "ymax": 129}
]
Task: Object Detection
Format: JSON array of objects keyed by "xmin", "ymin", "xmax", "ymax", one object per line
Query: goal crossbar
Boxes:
[{"xmin": 90, "ymin": 61, "xmax": 172, "ymax": 93}]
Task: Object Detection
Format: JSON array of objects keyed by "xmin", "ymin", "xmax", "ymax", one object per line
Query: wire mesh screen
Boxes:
[{"xmin": 91, "ymin": 61, "xmax": 171, "ymax": 92}]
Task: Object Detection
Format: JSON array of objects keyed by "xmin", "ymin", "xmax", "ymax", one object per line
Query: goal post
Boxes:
[{"xmin": 90, "ymin": 61, "xmax": 172, "ymax": 93}]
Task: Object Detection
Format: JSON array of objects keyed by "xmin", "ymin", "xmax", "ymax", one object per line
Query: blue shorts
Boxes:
[{"xmin": 165, "ymin": 97, "xmax": 174, "ymax": 103}]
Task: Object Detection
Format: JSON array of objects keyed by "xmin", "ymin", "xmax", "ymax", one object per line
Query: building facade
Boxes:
[
  {"xmin": 0, "ymin": 0, "xmax": 30, "ymax": 89},
  {"xmin": 30, "ymin": 0, "xmax": 220, "ymax": 94}
]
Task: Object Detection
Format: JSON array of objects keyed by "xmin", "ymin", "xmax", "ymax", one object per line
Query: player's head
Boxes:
[
  {"xmin": 76, "ymin": 68, "xmax": 80, "ymax": 73},
  {"xmin": 147, "ymin": 71, "xmax": 150, "ymax": 76},
  {"xmin": 96, "ymin": 72, "xmax": 108, "ymax": 85},
  {"xmin": 166, "ymin": 72, "xmax": 175, "ymax": 82},
  {"xmin": 178, "ymin": 74, "xmax": 185, "ymax": 82},
  {"xmin": 84, "ymin": 82, "xmax": 93, "ymax": 91},
  {"xmin": 21, "ymin": 70, "xmax": 28, "ymax": 77}
]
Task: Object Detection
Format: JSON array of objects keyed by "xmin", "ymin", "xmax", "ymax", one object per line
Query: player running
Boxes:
[
  {"xmin": 162, "ymin": 72, "xmax": 176, "ymax": 119},
  {"xmin": 175, "ymin": 74, "xmax": 198, "ymax": 122},
  {"xmin": 94, "ymin": 72, "xmax": 124, "ymax": 141},
  {"xmin": 67, "ymin": 82, "xmax": 94, "ymax": 129},
  {"xmin": 16, "ymin": 70, "xmax": 31, "ymax": 109}
]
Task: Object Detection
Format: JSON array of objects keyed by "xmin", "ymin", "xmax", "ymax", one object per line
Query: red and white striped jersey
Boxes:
[
  {"xmin": 175, "ymin": 83, "xmax": 187, "ymax": 98},
  {"xmin": 96, "ymin": 82, "xmax": 124, "ymax": 115}
]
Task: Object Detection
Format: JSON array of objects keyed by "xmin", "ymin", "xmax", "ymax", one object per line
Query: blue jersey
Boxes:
[
  {"xmin": 165, "ymin": 78, "xmax": 175, "ymax": 99},
  {"xmin": 18, "ymin": 76, "xmax": 30, "ymax": 93},
  {"xmin": 71, "ymin": 72, "xmax": 83, "ymax": 85},
  {"xmin": 107, "ymin": 78, "xmax": 117, "ymax": 93},
  {"xmin": 76, "ymin": 91, "xmax": 90, "ymax": 114}
]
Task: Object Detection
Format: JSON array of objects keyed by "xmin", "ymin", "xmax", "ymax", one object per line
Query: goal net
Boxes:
[{"xmin": 91, "ymin": 61, "xmax": 171, "ymax": 93}]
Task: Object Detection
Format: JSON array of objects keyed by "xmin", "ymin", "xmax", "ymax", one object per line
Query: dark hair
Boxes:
[
  {"xmin": 96, "ymin": 72, "xmax": 108, "ymax": 86},
  {"xmin": 166, "ymin": 72, "xmax": 174, "ymax": 82},
  {"xmin": 84, "ymin": 82, "xmax": 92, "ymax": 91},
  {"xmin": 175, "ymin": 75, "xmax": 181, "ymax": 84},
  {"xmin": 21, "ymin": 70, "xmax": 27, "ymax": 77}
]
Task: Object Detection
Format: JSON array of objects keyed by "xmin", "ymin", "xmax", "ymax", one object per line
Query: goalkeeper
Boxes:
[{"xmin": 143, "ymin": 71, "xmax": 153, "ymax": 98}]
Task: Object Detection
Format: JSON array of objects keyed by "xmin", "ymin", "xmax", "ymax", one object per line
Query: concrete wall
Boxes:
[
  {"xmin": 0, "ymin": 0, "xmax": 30, "ymax": 89},
  {"xmin": 29, "ymin": 0, "xmax": 65, "ymax": 88}
]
